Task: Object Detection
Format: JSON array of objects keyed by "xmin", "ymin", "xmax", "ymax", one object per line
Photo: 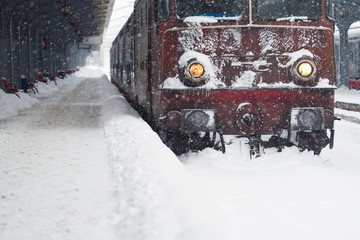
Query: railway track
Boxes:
[{"xmin": 335, "ymin": 101, "xmax": 360, "ymax": 124}]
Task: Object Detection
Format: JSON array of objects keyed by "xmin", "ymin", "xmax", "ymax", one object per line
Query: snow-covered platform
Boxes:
[
  {"xmin": 335, "ymin": 86, "xmax": 360, "ymax": 123},
  {"xmin": 0, "ymin": 69, "xmax": 120, "ymax": 239}
]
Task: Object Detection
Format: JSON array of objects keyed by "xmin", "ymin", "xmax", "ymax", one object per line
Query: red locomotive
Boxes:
[{"xmin": 110, "ymin": 0, "xmax": 337, "ymax": 156}]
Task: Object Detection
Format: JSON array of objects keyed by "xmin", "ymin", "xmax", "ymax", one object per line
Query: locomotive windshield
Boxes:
[
  {"xmin": 257, "ymin": 0, "xmax": 322, "ymax": 20},
  {"xmin": 176, "ymin": 0, "xmax": 243, "ymax": 19}
]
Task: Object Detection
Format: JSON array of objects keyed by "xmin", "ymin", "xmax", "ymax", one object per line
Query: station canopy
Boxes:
[{"xmin": 1, "ymin": 0, "xmax": 115, "ymax": 39}]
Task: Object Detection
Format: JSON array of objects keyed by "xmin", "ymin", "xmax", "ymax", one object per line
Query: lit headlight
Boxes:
[
  {"xmin": 189, "ymin": 63, "xmax": 204, "ymax": 78},
  {"xmin": 298, "ymin": 62, "xmax": 313, "ymax": 77},
  {"xmin": 292, "ymin": 58, "xmax": 317, "ymax": 85},
  {"xmin": 184, "ymin": 61, "xmax": 206, "ymax": 86}
]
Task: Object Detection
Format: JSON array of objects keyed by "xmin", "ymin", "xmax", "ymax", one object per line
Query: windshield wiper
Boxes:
[
  {"xmin": 196, "ymin": 13, "xmax": 238, "ymax": 18},
  {"xmin": 276, "ymin": 16, "xmax": 310, "ymax": 22}
]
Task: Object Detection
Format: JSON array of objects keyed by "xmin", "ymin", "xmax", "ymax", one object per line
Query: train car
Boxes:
[
  {"xmin": 335, "ymin": 22, "xmax": 360, "ymax": 89},
  {"xmin": 110, "ymin": 0, "xmax": 337, "ymax": 156},
  {"xmin": 347, "ymin": 24, "xmax": 360, "ymax": 89}
]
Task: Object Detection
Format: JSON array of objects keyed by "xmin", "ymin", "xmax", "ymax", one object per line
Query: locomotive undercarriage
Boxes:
[
  {"xmin": 158, "ymin": 102, "xmax": 335, "ymax": 157},
  {"xmin": 160, "ymin": 128, "xmax": 333, "ymax": 157}
]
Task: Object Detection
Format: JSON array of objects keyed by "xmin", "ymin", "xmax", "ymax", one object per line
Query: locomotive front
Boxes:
[{"xmin": 155, "ymin": 0, "xmax": 336, "ymax": 155}]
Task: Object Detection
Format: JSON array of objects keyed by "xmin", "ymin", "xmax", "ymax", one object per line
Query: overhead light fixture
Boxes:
[
  {"xmin": 338, "ymin": 9, "xmax": 345, "ymax": 19},
  {"xmin": 61, "ymin": 5, "xmax": 71, "ymax": 16}
]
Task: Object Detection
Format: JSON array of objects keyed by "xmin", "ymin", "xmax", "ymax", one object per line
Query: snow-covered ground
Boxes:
[
  {"xmin": 336, "ymin": 85, "xmax": 360, "ymax": 104},
  {"xmin": 1, "ymin": 67, "xmax": 360, "ymax": 240}
]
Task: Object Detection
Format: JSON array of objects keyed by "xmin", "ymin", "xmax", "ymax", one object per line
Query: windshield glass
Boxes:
[
  {"xmin": 325, "ymin": 0, "xmax": 334, "ymax": 19},
  {"xmin": 257, "ymin": 0, "xmax": 322, "ymax": 21},
  {"xmin": 176, "ymin": 0, "xmax": 243, "ymax": 19}
]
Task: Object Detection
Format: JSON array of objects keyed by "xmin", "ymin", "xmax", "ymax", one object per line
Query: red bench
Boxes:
[
  {"xmin": 37, "ymin": 73, "xmax": 48, "ymax": 84},
  {"xmin": 2, "ymin": 77, "xmax": 23, "ymax": 98}
]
